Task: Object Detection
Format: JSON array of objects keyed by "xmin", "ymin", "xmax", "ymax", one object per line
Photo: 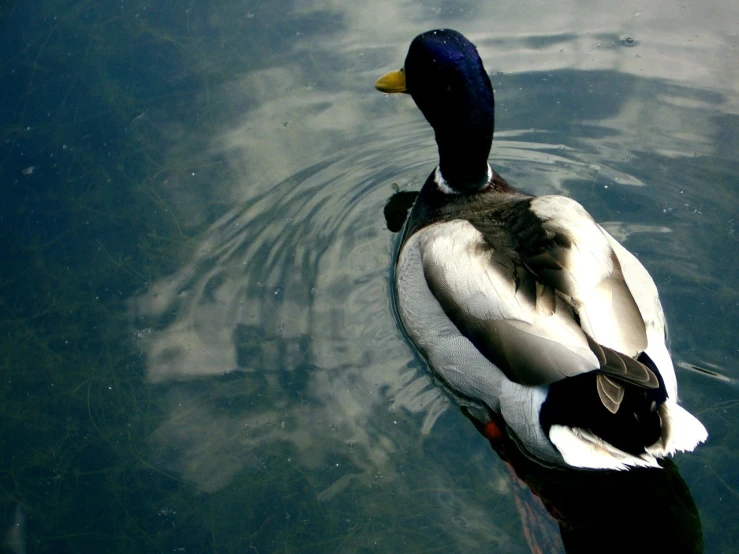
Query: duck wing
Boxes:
[
  {"xmin": 415, "ymin": 197, "xmax": 656, "ymax": 411},
  {"xmin": 512, "ymin": 196, "xmax": 648, "ymax": 358}
]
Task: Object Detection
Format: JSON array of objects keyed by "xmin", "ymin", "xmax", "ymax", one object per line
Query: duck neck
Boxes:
[
  {"xmin": 435, "ymin": 128, "xmax": 493, "ymax": 192},
  {"xmin": 435, "ymin": 164, "xmax": 491, "ymax": 194}
]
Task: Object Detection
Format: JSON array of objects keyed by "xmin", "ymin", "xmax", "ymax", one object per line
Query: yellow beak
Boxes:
[{"xmin": 375, "ymin": 69, "xmax": 407, "ymax": 93}]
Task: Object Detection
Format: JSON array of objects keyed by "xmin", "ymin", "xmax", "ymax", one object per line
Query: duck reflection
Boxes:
[
  {"xmin": 463, "ymin": 407, "xmax": 702, "ymax": 554},
  {"xmin": 384, "ymin": 189, "xmax": 702, "ymax": 554}
]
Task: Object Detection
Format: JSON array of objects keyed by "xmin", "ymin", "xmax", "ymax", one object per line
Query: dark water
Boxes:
[{"xmin": 1, "ymin": 0, "xmax": 737, "ymax": 552}]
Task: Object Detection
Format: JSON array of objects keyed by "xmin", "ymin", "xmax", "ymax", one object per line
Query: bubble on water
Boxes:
[{"xmin": 620, "ymin": 36, "xmax": 638, "ymax": 47}]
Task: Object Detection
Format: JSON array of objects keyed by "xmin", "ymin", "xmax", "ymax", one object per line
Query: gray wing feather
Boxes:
[
  {"xmin": 597, "ymin": 375, "xmax": 625, "ymax": 414},
  {"xmin": 417, "ymin": 220, "xmax": 599, "ymax": 385},
  {"xmin": 415, "ymin": 203, "xmax": 656, "ymax": 393},
  {"xmin": 525, "ymin": 196, "xmax": 648, "ymax": 357}
]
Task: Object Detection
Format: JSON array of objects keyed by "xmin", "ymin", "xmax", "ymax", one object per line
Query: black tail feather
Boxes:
[{"xmin": 540, "ymin": 352, "xmax": 668, "ymax": 456}]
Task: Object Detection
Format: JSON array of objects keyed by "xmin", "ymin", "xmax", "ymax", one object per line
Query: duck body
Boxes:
[{"xmin": 377, "ymin": 29, "xmax": 707, "ymax": 469}]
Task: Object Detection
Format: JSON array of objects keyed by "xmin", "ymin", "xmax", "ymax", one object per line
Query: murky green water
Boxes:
[{"xmin": 1, "ymin": 1, "xmax": 737, "ymax": 552}]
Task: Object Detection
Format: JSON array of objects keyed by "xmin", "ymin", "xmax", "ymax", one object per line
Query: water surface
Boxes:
[{"xmin": 1, "ymin": 0, "xmax": 737, "ymax": 552}]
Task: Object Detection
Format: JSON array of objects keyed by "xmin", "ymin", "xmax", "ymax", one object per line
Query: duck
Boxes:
[{"xmin": 375, "ymin": 29, "xmax": 708, "ymax": 470}]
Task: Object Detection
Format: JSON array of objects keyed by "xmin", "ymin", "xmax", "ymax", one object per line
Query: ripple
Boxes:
[
  {"xmin": 131, "ymin": 118, "xmax": 451, "ymax": 496},
  {"xmin": 131, "ymin": 87, "xmax": 707, "ymax": 502},
  {"xmin": 129, "ymin": 32, "xmax": 736, "ymax": 549}
]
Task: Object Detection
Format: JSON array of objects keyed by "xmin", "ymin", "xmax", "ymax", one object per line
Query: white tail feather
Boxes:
[
  {"xmin": 549, "ymin": 425, "xmax": 661, "ymax": 470},
  {"xmin": 646, "ymin": 399, "xmax": 708, "ymax": 457},
  {"xmin": 549, "ymin": 399, "xmax": 707, "ymax": 470}
]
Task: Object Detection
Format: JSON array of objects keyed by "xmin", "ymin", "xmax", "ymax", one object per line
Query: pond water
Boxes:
[{"xmin": 1, "ymin": 0, "xmax": 737, "ymax": 552}]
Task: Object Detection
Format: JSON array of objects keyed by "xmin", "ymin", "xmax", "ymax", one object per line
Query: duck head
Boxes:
[{"xmin": 376, "ymin": 29, "xmax": 495, "ymax": 192}]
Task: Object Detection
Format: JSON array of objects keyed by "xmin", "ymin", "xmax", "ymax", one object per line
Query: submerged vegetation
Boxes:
[{"xmin": 0, "ymin": 1, "xmax": 264, "ymax": 550}]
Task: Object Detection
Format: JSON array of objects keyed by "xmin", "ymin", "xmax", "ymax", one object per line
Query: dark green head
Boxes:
[{"xmin": 377, "ymin": 29, "xmax": 495, "ymax": 192}]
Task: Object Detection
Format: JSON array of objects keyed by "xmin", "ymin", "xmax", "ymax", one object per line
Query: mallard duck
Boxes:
[{"xmin": 376, "ymin": 29, "xmax": 707, "ymax": 470}]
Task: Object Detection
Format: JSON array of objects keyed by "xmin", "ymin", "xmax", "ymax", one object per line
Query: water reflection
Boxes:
[
  {"xmin": 464, "ymin": 409, "xmax": 703, "ymax": 553},
  {"xmin": 132, "ymin": 46, "xmax": 734, "ymax": 481},
  {"xmin": 131, "ymin": 145, "xmax": 447, "ymax": 493},
  {"xmin": 2, "ymin": 0, "xmax": 737, "ymax": 551},
  {"xmin": 131, "ymin": 61, "xmax": 733, "ymax": 550},
  {"xmin": 129, "ymin": 4, "xmax": 739, "ymax": 541}
]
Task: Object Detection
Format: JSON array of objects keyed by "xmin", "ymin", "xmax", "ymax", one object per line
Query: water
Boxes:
[{"xmin": 1, "ymin": 0, "xmax": 737, "ymax": 552}]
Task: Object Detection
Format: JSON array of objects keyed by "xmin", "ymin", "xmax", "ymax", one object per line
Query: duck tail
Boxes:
[
  {"xmin": 646, "ymin": 399, "xmax": 708, "ymax": 457},
  {"xmin": 547, "ymin": 400, "xmax": 708, "ymax": 471},
  {"xmin": 540, "ymin": 351, "xmax": 707, "ymax": 470},
  {"xmin": 548, "ymin": 425, "xmax": 662, "ymax": 470}
]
